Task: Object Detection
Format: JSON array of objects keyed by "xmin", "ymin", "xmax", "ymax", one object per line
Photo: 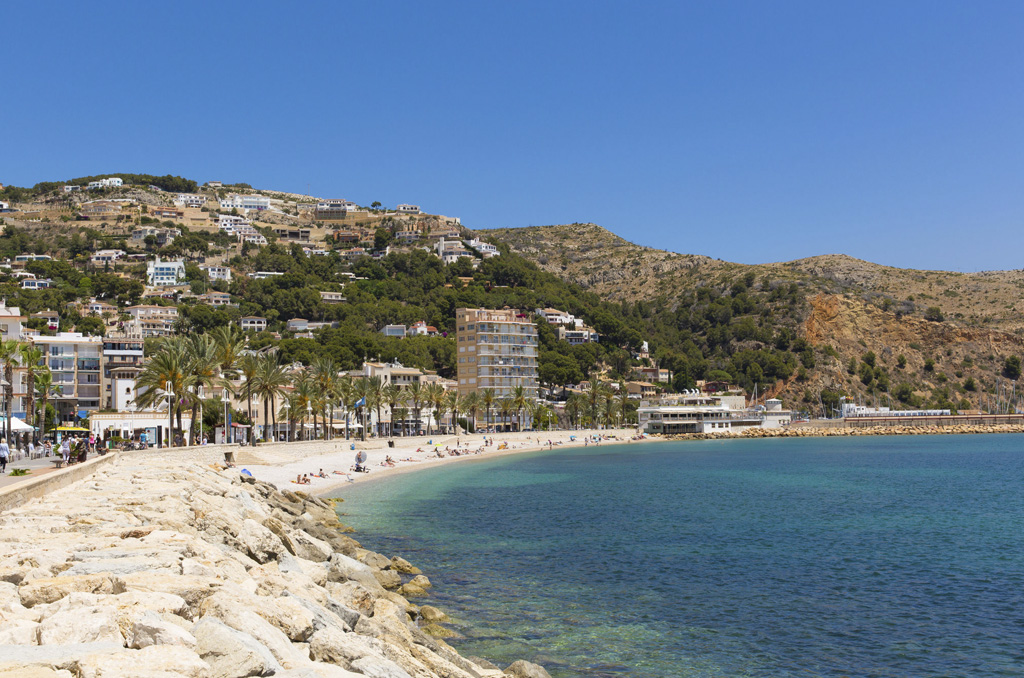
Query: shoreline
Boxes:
[{"xmin": 237, "ymin": 428, "xmax": 650, "ymax": 498}]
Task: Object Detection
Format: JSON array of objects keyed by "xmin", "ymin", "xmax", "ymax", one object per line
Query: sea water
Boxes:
[{"xmin": 330, "ymin": 435, "xmax": 1024, "ymax": 677}]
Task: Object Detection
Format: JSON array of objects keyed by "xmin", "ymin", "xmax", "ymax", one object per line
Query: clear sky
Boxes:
[{"xmin": 3, "ymin": 1, "xmax": 1023, "ymax": 271}]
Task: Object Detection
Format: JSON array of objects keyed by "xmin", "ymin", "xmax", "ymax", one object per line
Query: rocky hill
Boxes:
[{"xmin": 481, "ymin": 224, "xmax": 1024, "ymax": 413}]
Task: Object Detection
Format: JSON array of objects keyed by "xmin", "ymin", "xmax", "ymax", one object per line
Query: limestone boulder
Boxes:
[
  {"xmin": 112, "ymin": 573, "xmax": 221, "ymax": 618},
  {"xmin": 397, "ymin": 583, "xmax": 428, "ymax": 598},
  {"xmin": 408, "ymin": 575, "xmax": 431, "ymax": 589},
  {"xmin": 290, "ymin": 530, "xmax": 333, "ymax": 563},
  {"xmin": 350, "ymin": 656, "xmax": 415, "ymax": 678},
  {"xmin": 77, "ymin": 645, "xmax": 208, "ymax": 678},
  {"xmin": 418, "ymin": 605, "xmax": 449, "ymax": 623},
  {"xmin": 0, "ymin": 641, "xmax": 125, "ymax": 673},
  {"xmin": 257, "ymin": 595, "xmax": 316, "ymax": 641},
  {"xmin": 372, "ymin": 569, "xmax": 402, "ymax": 590},
  {"xmin": 240, "ymin": 518, "xmax": 287, "ymax": 564},
  {"xmin": 200, "ymin": 591, "xmax": 308, "ymax": 668},
  {"xmin": 19, "ymin": 574, "xmax": 114, "ymax": 607},
  {"xmin": 0, "ymin": 618, "xmax": 40, "ymax": 644},
  {"xmin": 308, "ymin": 627, "xmax": 380, "ymax": 666},
  {"xmin": 129, "ymin": 609, "xmax": 198, "ymax": 649},
  {"xmin": 194, "ymin": 616, "xmax": 281, "ymax": 678},
  {"xmin": 36, "ymin": 604, "xmax": 123, "ymax": 645},
  {"xmin": 388, "ymin": 557, "xmax": 421, "ymax": 575},
  {"xmin": 359, "ymin": 551, "xmax": 391, "ymax": 570},
  {"xmin": 504, "ymin": 660, "xmax": 553, "ymax": 678}
]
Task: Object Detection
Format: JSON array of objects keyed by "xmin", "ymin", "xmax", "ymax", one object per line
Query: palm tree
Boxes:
[
  {"xmin": 367, "ymin": 376, "xmax": 385, "ymax": 439},
  {"xmin": 184, "ymin": 334, "xmax": 221, "ymax": 445},
  {"xmin": 136, "ymin": 337, "xmax": 191, "ymax": 445},
  {"xmin": 464, "ymin": 391, "xmax": 481, "ymax": 433},
  {"xmin": 383, "ymin": 384, "xmax": 405, "ymax": 437},
  {"xmin": 511, "ymin": 385, "xmax": 528, "ymax": 432},
  {"xmin": 481, "ymin": 388, "xmax": 496, "ymax": 432},
  {"xmin": 0, "ymin": 339, "xmax": 21, "ymax": 442},
  {"xmin": 354, "ymin": 377, "xmax": 373, "ymax": 441},
  {"xmin": 293, "ymin": 373, "xmax": 316, "ymax": 440},
  {"xmin": 34, "ymin": 369, "xmax": 59, "ymax": 439},
  {"xmin": 584, "ymin": 380, "xmax": 611, "ymax": 429},
  {"xmin": 407, "ymin": 382, "xmax": 424, "ymax": 436},
  {"xmin": 424, "ymin": 382, "xmax": 444, "ymax": 435},
  {"xmin": 237, "ymin": 353, "xmax": 260, "ymax": 423},
  {"xmin": 210, "ymin": 325, "xmax": 244, "ymax": 379},
  {"xmin": 565, "ymin": 393, "xmax": 584, "ymax": 429},
  {"xmin": 616, "ymin": 382, "xmax": 631, "ymax": 428},
  {"xmin": 338, "ymin": 375, "xmax": 357, "ymax": 440},
  {"xmin": 253, "ymin": 353, "xmax": 289, "ymax": 443},
  {"xmin": 311, "ymin": 356, "xmax": 338, "ymax": 440},
  {"xmin": 446, "ymin": 390, "xmax": 463, "ymax": 434},
  {"xmin": 19, "ymin": 344, "xmax": 43, "ymax": 442},
  {"xmin": 498, "ymin": 398, "xmax": 513, "ymax": 432}
]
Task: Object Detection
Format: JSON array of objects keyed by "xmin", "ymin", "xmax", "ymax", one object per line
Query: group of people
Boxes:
[{"xmin": 0, "ymin": 435, "xmax": 96, "ymax": 473}]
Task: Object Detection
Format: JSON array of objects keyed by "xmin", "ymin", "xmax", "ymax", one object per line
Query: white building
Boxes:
[
  {"xmin": 839, "ymin": 402, "xmax": 950, "ymax": 418},
  {"xmin": 465, "ymin": 238, "xmax": 500, "ymax": 258},
  {"xmin": 21, "ymin": 278, "xmax": 52, "ymax": 290},
  {"xmin": 315, "ymin": 199, "xmax": 358, "ymax": 219},
  {"xmin": 557, "ymin": 325, "xmax": 599, "ymax": 345},
  {"xmin": 220, "ymin": 194, "xmax": 271, "ymax": 212},
  {"xmin": 397, "ymin": 204, "xmax": 420, "ymax": 214},
  {"xmin": 202, "ymin": 265, "xmax": 232, "ymax": 282},
  {"xmin": 146, "ymin": 258, "xmax": 186, "ymax": 287},
  {"xmin": 174, "ymin": 193, "xmax": 207, "ymax": 208},
  {"xmin": 0, "ymin": 201, "xmax": 9, "ymax": 212},
  {"xmin": 248, "ymin": 271, "xmax": 284, "ymax": 280},
  {"xmin": 87, "ymin": 177, "xmax": 124, "ymax": 190},
  {"xmin": 240, "ymin": 316, "xmax": 267, "ymax": 332},
  {"xmin": 382, "ymin": 324, "xmax": 406, "ymax": 338},
  {"xmin": 14, "ymin": 254, "xmax": 52, "ymax": 264},
  {"xmin": 218, "ymin": 214, "xmax": 250, "ymax": 232},
  {"xmin": 90, "ymin": 249, "xmax": 126, "ymax": 266},
  {"xmin": 535, "ymin": 308, "xmax": 578, "ymax": 326},
  {"xmin": 239, "ymin": 233, "xmax": 268, "ymax": 246},
  {"xmin": 638, "ymin": 392, "xmax": 765, "ymax": 435},
  {"xmin": 435, "ymin": 237, "xmax": 475, "ymax": 265}
]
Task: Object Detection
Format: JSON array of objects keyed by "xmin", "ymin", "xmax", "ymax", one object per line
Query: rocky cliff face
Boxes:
[{"xmin": 0, "ymin": 455, "xmax": 548, "ymax": 678}]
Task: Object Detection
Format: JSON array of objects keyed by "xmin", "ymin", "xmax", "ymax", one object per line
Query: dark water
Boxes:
[{"xmin": 330, "ymin": 435, "xmax": 1024, "ymax": 677}]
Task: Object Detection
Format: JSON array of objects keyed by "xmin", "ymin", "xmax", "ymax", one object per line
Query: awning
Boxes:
[
  {"xmin": 230, "ymin": 423, "xmax": 250, "ymax": 428},
  {"xmin": 0, "ymin": 416, "xmax": 36, "ymax": 432},
  {"xmin": 56, "ymin": 426, "xmax": 90, "ymax": 432}
]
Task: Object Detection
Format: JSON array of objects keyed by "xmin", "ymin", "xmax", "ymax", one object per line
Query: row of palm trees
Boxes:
[{"xmin": 137, "ymin": 329, "xmax": 636, "ymax": 445}]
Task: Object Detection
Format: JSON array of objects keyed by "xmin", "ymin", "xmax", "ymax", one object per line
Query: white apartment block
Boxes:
[
  {"xmin": 174, "ymin": 193, "xmax": 207, "ymax": 208},
  {"xmin": 535, "ymin": 308, "xmax": 578, "ymax": 326},
  {"xmin": 146, "ymin": 258, "xmax": 186, "ymax": 287},
  {"xmin": 218, "ymin": 214, "xmax": 250, "ymax": 232},
  {"xmin": 315, "ymin": 199, "xmax": 358, "ymax": 219},
  {"xmin": 220, "ymin": 194, "xmax": 271, "ymax": 212},
  {"xmin": 397, "ymin": 204, "xmax": 421, "ymax": 214},
  {"xmin": 202, "ymin": 265, "xmax": 232, "ymax": 282}
]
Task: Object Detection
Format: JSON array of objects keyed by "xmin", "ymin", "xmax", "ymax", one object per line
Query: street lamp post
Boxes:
[
  {"xmin": 282, "ymin": 400, "xmax": 290, "ymax": 442},
  {"xmin": 307, "ymin": 404, "xmax": 312, "ymax": 441},
  {"xmin": 163, "ymin": 380, "xmax": 175, "ymax": 448},
  {"xmin": 222, "ymin": 387, "xmax": 229, "ymax": 445}
]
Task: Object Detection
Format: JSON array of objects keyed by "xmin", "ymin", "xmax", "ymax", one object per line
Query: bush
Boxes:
[
  {"xmin": 1003, "ymin": 355, "xmax": 1022, "ymax": 380},
  {"xmin": 924, "ymin": 358, "xmax": 935, "ymax": 372},
  {"xmin": 925, "ymin": 306, "xmax": 944, "ymax": 322}
]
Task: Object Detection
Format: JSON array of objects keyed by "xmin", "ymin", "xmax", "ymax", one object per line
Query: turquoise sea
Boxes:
[{"xmin": 329, "ymin": 435, "xmax": 1024, "ymax": 677}]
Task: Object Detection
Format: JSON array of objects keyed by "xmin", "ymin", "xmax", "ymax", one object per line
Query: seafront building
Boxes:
[
  {"xmin": 638, "ymin": 391, "xmax": 792, "ymax": 434},
  {"xmin": 455, "ymin": 307, "xmax": 539, "ymax": 400}
]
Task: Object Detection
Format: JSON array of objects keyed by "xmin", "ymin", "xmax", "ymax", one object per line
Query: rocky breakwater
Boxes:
[
  {"xmin": 0, "ymin": 455, "xmax": 551, "ymax": 678},
  {"xmin": 663, "ymin": 423, "xmax": 1024, "ymax": 441}
]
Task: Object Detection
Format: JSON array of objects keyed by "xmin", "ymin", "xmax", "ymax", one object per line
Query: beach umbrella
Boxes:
[{"xmin": 356, "ymin": 450, "xmax": 367, "ymax": 464}]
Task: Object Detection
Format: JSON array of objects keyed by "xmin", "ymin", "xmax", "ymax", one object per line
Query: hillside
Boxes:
[
  {"xmin": 3, "ymin": 174, "xmax": 1024, "ymax": 418},
  {"xmin": 481, "ymin": 224, "xmax": 1024, "ymax": 332},
  {"xmin": 480, "ymin": 224, "xmax": 1024, "ymax": 412}
]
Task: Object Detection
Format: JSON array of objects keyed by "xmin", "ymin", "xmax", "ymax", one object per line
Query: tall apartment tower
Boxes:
[{"xmin": 455, "ymin": 308, "xmax": 539, "ymax": 400}]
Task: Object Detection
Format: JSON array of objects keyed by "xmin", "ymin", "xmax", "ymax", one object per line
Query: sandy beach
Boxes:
[{"xmin": 240, "ymin": 428, "xmax": 648, "ymax": 496}]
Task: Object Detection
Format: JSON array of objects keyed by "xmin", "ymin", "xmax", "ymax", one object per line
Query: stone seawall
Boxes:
[
  {"xmin": 663, "ymin": 423, "xmax": 1024, "ymax": 441},
  {"xmin": 0, "ymin": 452, "xmax": 121, "ymax": 513},
  {"xmin": 0, "ymin": 454, "xmax": 550, "ymax": 677}
]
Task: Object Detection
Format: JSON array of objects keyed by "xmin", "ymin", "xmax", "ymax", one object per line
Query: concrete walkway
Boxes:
[{"xmin": 0, "ymin": 452, "xmax": 106, "ymax": 489}]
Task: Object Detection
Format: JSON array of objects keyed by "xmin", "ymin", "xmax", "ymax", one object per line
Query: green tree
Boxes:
[{"xmin": 1003, "ymin": 355, "xmax": 1022, "ymax": 380}]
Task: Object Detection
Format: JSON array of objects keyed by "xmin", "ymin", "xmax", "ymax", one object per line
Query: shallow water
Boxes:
[{"xmin": 330, "ymin": 435, "xmax": 1024, "ymax": 677}]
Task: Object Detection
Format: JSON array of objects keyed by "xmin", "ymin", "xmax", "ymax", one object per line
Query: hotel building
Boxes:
[{"xmin": 455, "ymin": 308, "xmax": 539, "ymax": 400}]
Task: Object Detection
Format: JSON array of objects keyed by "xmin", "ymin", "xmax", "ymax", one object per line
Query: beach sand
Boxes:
[{"xmin": 240, "ymin": 428, "xmax": 648, "ymax": 496}]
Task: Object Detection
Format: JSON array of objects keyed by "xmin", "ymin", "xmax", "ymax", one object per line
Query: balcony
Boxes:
[{"xmin": 78, "ymin": 360, "xmax": 101, "ymax": 371}]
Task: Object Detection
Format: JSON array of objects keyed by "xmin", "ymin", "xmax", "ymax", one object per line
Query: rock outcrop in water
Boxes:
[{"xmin": 0, "ymin": 454, "xmax": 549, "ymax": 678}]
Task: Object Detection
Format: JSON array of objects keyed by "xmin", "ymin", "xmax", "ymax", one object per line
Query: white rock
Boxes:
[
  {"xmin": 36, "ymin": 604, "xmax": 123, "ymax": 645},
  {"xmin": 194, "ymin": 616, "xmax": 281, "ymax": 678},
  {"xmin": 130, "ymin": 610, "xmax": 198, "ymax": 649},
  {"xmin": 350, "ymin": 656, "xmax": 414, "ymax": 678},
  {"xmin": 240, "ymin": 519, "xmax": 286, "ymax": 564},
  {"xmin": 0, "ymin": 618, "xmax": 40, "ymax": 644},
  {"xmin": 289, "ymin": 530, "xmax": 333, "ymax": 563},
  {"xmin": 18, "ymin": 574, "xmax": 114, "ymax": 607},
  {"xmin": 77, "ymin": 644, "xmax": 209, "ymax": 678}
]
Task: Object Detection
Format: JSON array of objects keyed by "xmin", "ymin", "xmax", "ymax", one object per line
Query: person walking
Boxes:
[
  {"xmin": 0, "ymin": 438, "xmax": 8, "ymax": 473},
  {"xmin": 60, "ymin": 437, "xmax": 71, "ymax": 464}
]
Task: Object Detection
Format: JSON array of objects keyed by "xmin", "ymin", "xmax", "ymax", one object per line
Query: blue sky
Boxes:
[{"xmin": 3, "ymin": 1, "xmax": 1023, "ymax": 271}]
